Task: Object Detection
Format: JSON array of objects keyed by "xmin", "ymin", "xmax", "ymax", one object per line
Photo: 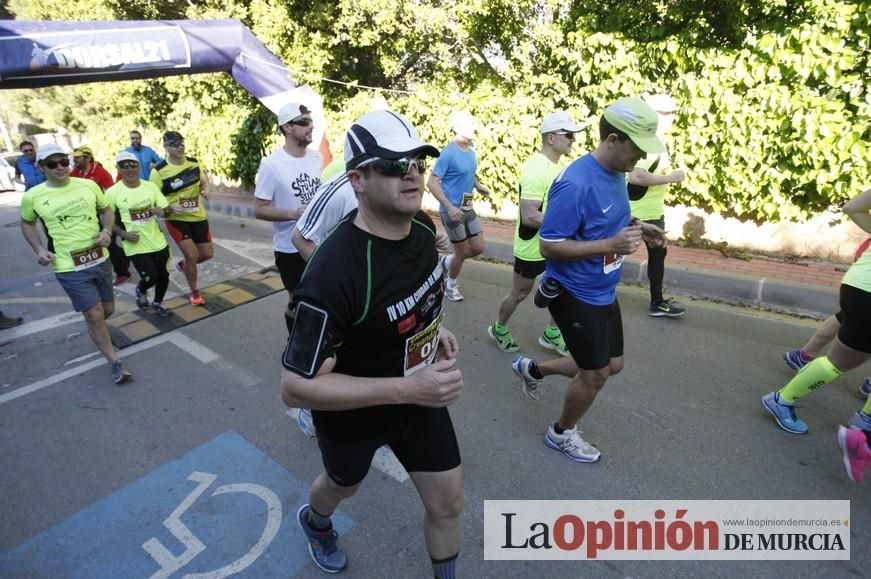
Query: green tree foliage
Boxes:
[{"xmin": 4, "ymin": 0, "xmax": 868, "ymax": 222}]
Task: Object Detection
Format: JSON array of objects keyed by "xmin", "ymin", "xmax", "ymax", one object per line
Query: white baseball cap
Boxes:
[
  {"xmin": 645, "ymin": 93, "xmax": 678, "ymax": 114},
  {"xmin": 36, "ymin": 143, "xmax": 67, "ymax": 162},
  {"xmin": 450, "ymin": 110, "xmax": 477, "ymax": 139},
  {"xmin": 540, "ymin": 110, "xmax": 582, "ymax": 134},
  {"xmin": 277, "ymin": 102, "xmax": 311, "ymax": 125},
  {"xmin": 344, "ymin": 110, "xmax": 440, "ymax": 170},
  {"xmin": 116, "ymin": 151, "xmax": 139, "ymax": 165}
]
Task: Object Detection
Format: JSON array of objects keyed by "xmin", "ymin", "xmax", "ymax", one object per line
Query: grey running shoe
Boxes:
[
  {"xmin": 135, "ymin": 287, "xmax": 149, "ymax": 310},
  {"xmin": 544, "ymin": 424, "xmax": 601, "ymax": 463},
  {"xmin": 111, "ymin": 360, "xmax": 132, "ymax": 384},
  {"xmin": 297, "ymin": 408, "xmax": 317, "ymax": 437},
  {"xmin": 152, "ymin": 302, "xmax": 170, "ymax": 317},
  {"xmin": 511, "ymin": 355, "xmax": 541, "ymax": 400},
  {"xmin": 297, "ymin": 504, "xmax": 348, "ymax": 574}
]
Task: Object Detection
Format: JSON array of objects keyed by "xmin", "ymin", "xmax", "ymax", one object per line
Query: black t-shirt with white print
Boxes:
[{"xmin": 283, "ymin": 209, "xmax": 445, "ymax": 439}]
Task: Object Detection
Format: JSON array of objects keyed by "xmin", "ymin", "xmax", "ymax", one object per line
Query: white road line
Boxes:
[
  {"xmin": 167, "ymin": 333, "xmax": 221, "ymax": 363},
  {"xmin": 1, "ymin": 331, "xmax": 229, "ymax": 406},
  {"xmin": 212, "ymin": 238, "xmax": 273, "ymax": 268},
  {"xmin": 64, "ymin": 351, "xmax": 102, "ymax": 366},
  {"xmin": 2, "ymin": 311, "xmax": 83, "ymax": 341},
  {"xmin": 284, "ymin": 409, "xmax": 409, "ymax": 483},
  {"xmin": 0, "ymin": 297, "xmax": 70, "ymax": 305},
  {"xmin": 0, "ymin": 334, "xmax": 172, "ymax": 406}
]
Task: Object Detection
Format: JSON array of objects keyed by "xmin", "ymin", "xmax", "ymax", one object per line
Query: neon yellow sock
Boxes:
[
  {"xmin": 545, "ymin": 325, "xmax": 561, "ymax": 337},
  {"xmin": 778, "ymin": 356, "xmax": 842, "ymax": 403},
  {"xmin": 863, "ymin": 396, "xmax": 871, "ymax": 416}
]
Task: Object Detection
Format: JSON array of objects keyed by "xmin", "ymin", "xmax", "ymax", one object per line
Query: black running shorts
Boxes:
[
  {"xmin": 837, "ymin": 283, "xmax": 871, "ymax": 354},
  {"xmin": 549, "ymin": 292, "xmax": 624, "ymax": 370},
  {"xmin": 315, "ymin": 406, "xmax": 461, "ymax": 487},
  {"xmin": 513, "ymin": 257, "xmax": 546, "ymax": 280}
]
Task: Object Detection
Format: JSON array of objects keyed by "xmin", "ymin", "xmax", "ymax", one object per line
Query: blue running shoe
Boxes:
[
  {"xmin": 297, "ymin": 504, "xmax": 347, "ymax": 574},
  {"xmin": 783, "ymin": 350, "xmax": 811, "ymax": 372},
  {"xmin": 859, "ymin": 378, "xmax": 871, "ymax": 400},
  {"xmin": 761, "ymin": 391, "xmax": 808, "ymax": 434}
]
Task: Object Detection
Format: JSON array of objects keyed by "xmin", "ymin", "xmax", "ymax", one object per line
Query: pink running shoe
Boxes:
[{"xmin": 837, "ymin": 426, "xmax": 871, "ymax": 482}]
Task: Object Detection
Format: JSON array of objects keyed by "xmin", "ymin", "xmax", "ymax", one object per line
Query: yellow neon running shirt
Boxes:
[
  {"xmin": 106, "ymin": 180, "xmax": 170, "ymax": 256},
  {"xmin": 149, "ymin": 157, "xmax": 206, "ymax": 222},
  {"xmin": 20, "ymin": 178, "xmax": 109, "ymax": 273}
]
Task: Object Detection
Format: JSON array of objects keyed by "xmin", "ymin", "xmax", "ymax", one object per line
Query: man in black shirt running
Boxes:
[{"xmin": 281, "ymin": 110, "xmax": 464, "ymax": 578}]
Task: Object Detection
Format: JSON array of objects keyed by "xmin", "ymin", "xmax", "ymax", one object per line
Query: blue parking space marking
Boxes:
[{"xmin": 0, "ymin": 431, "xmax": 352, "ymax": 578}]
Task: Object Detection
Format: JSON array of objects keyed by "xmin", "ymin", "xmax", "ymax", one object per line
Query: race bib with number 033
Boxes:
[
  {"xmin": 603, "ymin": 253, "xmax": 624, "ymax": 274},
  {"xmin": 128, "ymin": 206, "xmax": 154, "ymax": 223},
  {"xmin": 177, "ymin": 197, "xmax": 200, "ymax": 212},
  {"xmin": 70, "ymin": 244, "xmax": 107, "ymax": 271},
  {"xmin": 403, "ymin": 312, "xmax": 445, "ymax": 376}
]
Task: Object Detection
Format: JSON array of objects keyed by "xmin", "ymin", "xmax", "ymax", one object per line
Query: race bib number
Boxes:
[
  {"xmin": 177, "ymin": 197, "xmax": 200, "ymax": 213},
  {"xmin": 70, "ymin": 244, "xmax": 106, "ymax": 271},
  {"xmin": 460, "ymin": 192, "xmax": 474, "ymax": 209},
  {"xmin": 128, "ymin": 206, "xmax": 153, "ymax": 223},
  {"xmin": 403, "ymin": 312, "xmax": 444, "ymax": 376},
  {"xmin": 603, "ymin": 253, "xmax": 624, "ymax": 274}
]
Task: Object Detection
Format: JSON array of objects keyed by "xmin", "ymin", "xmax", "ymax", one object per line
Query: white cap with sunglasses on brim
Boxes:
[
  {"xmin": 36, "ymin": 143, "xmax": 68, "ymax": 162},
  {"xmin": 344, "ymin": 110, "xmax": 440, "ymax": 170},
  {"xmin": 277, "ymin": 102, "xmax": 311, "ymax": 125},
  {"xmin": 540, "ymin": 110, "xmax": 582, "ymax": 134},
  {"xmin": 116, "ymin": 151, "xmax": 139, "ymax": 165}
]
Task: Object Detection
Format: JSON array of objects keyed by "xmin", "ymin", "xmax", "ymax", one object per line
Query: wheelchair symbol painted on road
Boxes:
[
  {"xmin": 0, "ymin": 431, "xmax": 354, "ymax": 578},
  {"xmin": 144, "ymin": 470, "xmax": 282, "ymax": 579}
]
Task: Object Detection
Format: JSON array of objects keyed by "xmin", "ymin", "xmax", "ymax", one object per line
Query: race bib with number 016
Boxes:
[{"xmin": 70, "ymin": 244, "xmax": 107, "ymax": 271}]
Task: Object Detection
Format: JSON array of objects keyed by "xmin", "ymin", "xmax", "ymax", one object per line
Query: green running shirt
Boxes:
[
  {"xmin": 107, "ymin": 180, "xmax": 170, "ymax": 256},
  {"xmin": 513, "ymin": 152, "xmax": 566, "ymax": 262},
  {"xmin": 21, "ymin": 178, "xmax": 109, "ymax": 273}
]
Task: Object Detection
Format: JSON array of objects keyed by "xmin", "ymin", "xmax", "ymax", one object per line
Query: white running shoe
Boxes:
[
  {"xmin": 544, "ymin": 424, "xmax": 601, "ymax": 463},
  {"xmin": 297, "ymin": 408, "xmax": 316, "ymax": 437},
  {"xmin": 511, "ymin": 355, "xmax": 541, "ymax": 400},
  {"xmin": 444, "ymin": 282, "xmax": 464, "ymax": 302}
]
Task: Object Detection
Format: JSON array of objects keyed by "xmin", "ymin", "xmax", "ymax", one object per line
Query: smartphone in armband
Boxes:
[{"xmin": 282, "ymin": 302, "xmax": 329, "ymax": 378}]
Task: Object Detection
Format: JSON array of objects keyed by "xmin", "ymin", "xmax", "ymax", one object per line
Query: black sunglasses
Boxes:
[
  {"xmin": 42, "ymin": 158, "xmax": 70, "ymax": 169},
  {"xmin": 364, "ymin": 157, "xmax": 428, "ymax": 177},
  {"xmin": 288, "ymin": 117, "xmax": 313, "ymax": 127},
  {"xmin": 118, "ymin": 161, "xmax": 140, "ymax": 169},
  {"xmin": 21, "ymin": 149, "xmax": 34, "ymax": 154}
]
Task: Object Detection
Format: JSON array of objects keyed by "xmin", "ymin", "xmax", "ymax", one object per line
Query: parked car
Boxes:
[{"xmin": 0, "ymin": 151, "xmax": 25, "ymax": 192}]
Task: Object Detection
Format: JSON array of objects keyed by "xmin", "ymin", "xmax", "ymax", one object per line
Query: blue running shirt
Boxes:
[
  {"xmin": 540, "ymin": 154, "xmax": 631, "ymax": 305},
  {"xmin": 431, "ymin": 142, "xmax": 477, "ymax": 211}
]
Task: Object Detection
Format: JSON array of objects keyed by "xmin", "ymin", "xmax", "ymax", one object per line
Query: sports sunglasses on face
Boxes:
[
  {"xmin": 42, "ymin": 158, "xmax": 70, "ymax": 169},
  {"xmin": 364, "ymin": 157, "xmax": 428, "ymax": 177}
]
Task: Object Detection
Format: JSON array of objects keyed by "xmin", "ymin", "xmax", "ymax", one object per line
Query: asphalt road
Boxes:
[{"xmin": 1, "ymin": 193, "xmax": 868, "ymax": 577}]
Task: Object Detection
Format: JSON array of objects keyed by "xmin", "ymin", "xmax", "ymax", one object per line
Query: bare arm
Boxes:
[
  {"xmin": 474, "ymin": 179, "xmax": 491, "ymax": 197},
  {"xmin": 291, "ymin": 226, "xmax": 317, "ymax": 262},
  {"xmin": 21, "ymin": 219, "xmax": 54, "ymax": 265},
  {"xmin": 199, "ymin": 170, "xmax": 210, "ymax": 200},
  {"xmin": 280, "ymin": 356, "xmax": 462, "ymax": 411},
  {"xmin": 628, "ymin": 167, "xmax": 685, "ymax": 186},
  {"xmin": 255, "ymin": 198, "xmax": 303, "ymax": 221},
  {"xmin": 520, "ymin": 199, "xmax": 544, "ymax": 229},
  {"xmin": 427, "ymin": 174, "xmax": 463, "ymax": 222},
  {"xmin": 844, "ymin": 188, "xmax": 871, "ymax": 235},
  {"xmin": 94, "ymin": 206, "xmax": 114, "ymax": 247}
]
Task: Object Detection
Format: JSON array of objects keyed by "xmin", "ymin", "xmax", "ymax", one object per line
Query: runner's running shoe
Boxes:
[
  {"xmin": 511, "ymin": 355, "xmax": 541, "ymax": 400},
  {"xmin": 113, "ymin": 274, "xmax": 130, "ymax": 287},
  {"xmin": 859, "ymin": 378, "xmax": 871, "ymax": 400},
  {"xmin": 152, "ymin": 302, "xmax": 170, "ymax": 317},
  {"xmin": 175, "ymin": 259, "xmax": 185, "ymax": 274},
  {"xmin": 488, "ymin": 324, "xmax": 519, "ymax": 352},
  {"xmin": 544, "ymin": 424, "xmax": 601, "ymax": 463},
  {"xmin": 837, "ymin": 426, "xmax": 871, "ymax": 482},
  {"xmin": 297, "ymin": 504, "xmax": 348, "ymax": 574},
  {"xmin": 761, "ymin": 391, "xmax": 808, "ymax": 434},
  {"xmin": 297, "ymin": 408, "xmax": 317, "ymax": 437},
  {"xmin": 538, "ymin": 327, "xmax": 568, "ymax": 356},
  {"xmin": 135, "ymin": 287, "xmax": 149, "ymax": 310},
  {"xmin": 444, "ymin": 282, "xmax": 464, "ymax": 302},
  {"xmin": 189, "ymin": 291, "xmax": 205, "ymax": 306},
  {"xmin": 783, "ymin": 350, "xmax": 812, "ymax": 371},
  {"xmin": 649, "ymin": 299, "xmax": 685, "ymax": 318},
  {"xmin": 111, "ymin": 360, "xmax": 132, "ymax": 384}
]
